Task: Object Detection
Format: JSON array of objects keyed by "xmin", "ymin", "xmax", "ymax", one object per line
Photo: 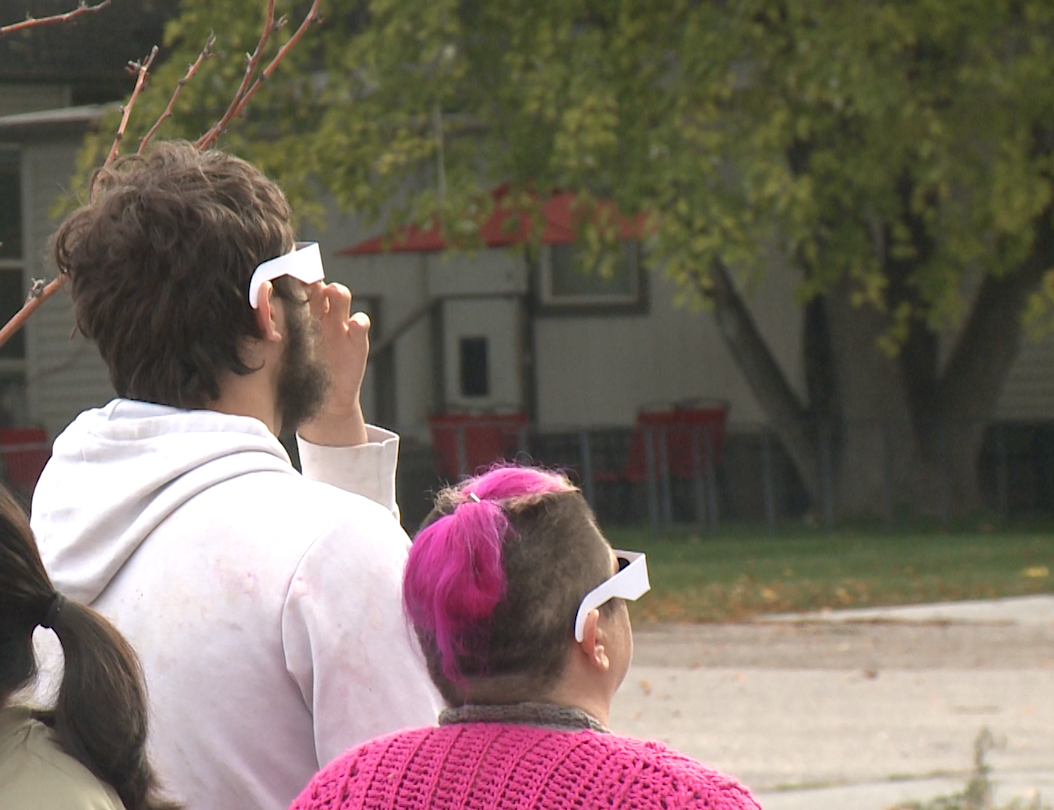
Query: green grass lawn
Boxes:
[{"xmin": 603, "ymin": 525, "xmax": 1054, "ymax": 623}]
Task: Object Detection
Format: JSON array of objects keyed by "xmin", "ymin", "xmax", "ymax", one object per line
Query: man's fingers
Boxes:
[
  {"xmin": 348, "ymin": 311, "xmax": 371, "ymax": 333},
  {"xmin": 319, "ymin": 282, "xmax": 352, "ymax": 323}
]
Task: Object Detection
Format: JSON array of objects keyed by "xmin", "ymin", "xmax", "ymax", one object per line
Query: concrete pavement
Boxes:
[{"xmin": 609, "ymin": 595, "xmax": 1054, "ymax": 810}]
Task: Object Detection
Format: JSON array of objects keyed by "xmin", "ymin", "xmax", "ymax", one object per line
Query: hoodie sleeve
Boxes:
[
  {"xmin": 296, "ymin": 426, "xmax": 400, "ymax": 521},
  {"xmin": 280, "ymin": 499, "xmax": 441, "ymax": 768}
]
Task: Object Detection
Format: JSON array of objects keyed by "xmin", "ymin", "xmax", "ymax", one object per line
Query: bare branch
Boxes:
[
  {"xmin": 195, "ymin": 0, "xmax": 322, "ymax": 150},
  {"xmin": 0, "ymin": 278, "xmax": 63, "ymax": 349},
  {"xmin": 105, "ymin": 46, "xmax": 159, "ymax": 167},
  {"xmin": 0, "ymin": 1, "xmax": 322, "ymax": 350},
  {"xmin": 138, "ymin": 34, "xmax": 216, "ymax": 154},
  {"xmin": 0, "ymin": 0, "xmax": 110, "ymax": 36},
  {"xmin": 194, "ymin": 0, "xmax": 277, "ymax": 150}
]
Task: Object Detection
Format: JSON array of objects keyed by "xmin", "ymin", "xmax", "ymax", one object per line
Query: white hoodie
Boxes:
[{"xmin": 31, "ymin": 399, "xmax": 441, "ymax": 810}]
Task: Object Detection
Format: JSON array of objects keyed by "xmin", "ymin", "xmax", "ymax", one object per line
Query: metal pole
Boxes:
[
  {"xmin": 658, "ymin": 426, "xmax": 673, "ymax": 528},
  {"xmin": 691, "ymin": 425, "xmax": 706, "ymax": 533},
  {"xmin": 882, "ymin": 421, "xmax": 893, "ymax": 529},
  {"xmin": 761, "ymin": 429, "xmax": 776, "ymax": 535},
  {"xmin": 705, "ymin": 424, "xmax": 719, "ymax": 534},
  {"xmin": 456, "ymin": 424, "xmax": 468, "ymax": 478},
  {"xmin": 580, "ymin": 430, "xmax": 595, "ymax": 508},
  {"xmin": 939, "ymin": 420, "xmax": 951, "ymax": 527},
  {"xmin": 820, "ymin": 421, "xmax": 834, "ymax": 530},
  {"xmin": 644, "ymin": 427, "xmax": 660, "ymax": 535},
  {"xmin": 996, "ymin": 423, "xmax": 1008, "ymax": 523},
  {"xmin": 517, "ymin": 424, "xmax": 529, "ymax": 460}
]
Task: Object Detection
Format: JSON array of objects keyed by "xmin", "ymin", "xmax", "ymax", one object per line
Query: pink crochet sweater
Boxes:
[{"xmin": 290, "ymin": 722, "xmax": 761, "ymax": 810}]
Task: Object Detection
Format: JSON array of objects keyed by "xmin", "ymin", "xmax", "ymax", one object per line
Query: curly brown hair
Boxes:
[{"xmin": 52, "ymin": 140, "xmax": 295, "ymax": 408}]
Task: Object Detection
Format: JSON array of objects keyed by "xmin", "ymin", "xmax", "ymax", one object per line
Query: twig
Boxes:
[
  {"xmin": 195, "ymin": 0, "xmax": 322, "ymax": 150},
  {"xmin": 236, "ymin": 0, "xmax": 321, "ymax": 116},
  {"xmin": 0, "ymin": 41, "xmax": 157, "ymax": 350},
  {"xmin": 194, "ymin": 0, "xmax": 278, "ymax": 150},
  {"xmin": 139, "ymin": 34, "xmax": 217, "ymax": 154},
  {"xmin": 0, "ymin": 1, "xmax": 322, "ymax": 351},
  {"xmin": 0, "ymin": 0, "xmax": 110, "ymax": 36},
  {"xmin": 106, "ymin": 46, "xmax": 159, "ymax": 167},
  {"xmin": 0, "ymin": 278, "xmax": 63, "ymax": 348}
]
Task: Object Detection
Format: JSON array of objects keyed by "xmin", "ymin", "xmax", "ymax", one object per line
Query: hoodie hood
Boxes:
[{"xmin": 31, "ymin": 399, "xmax": 295, "ymax": 604}]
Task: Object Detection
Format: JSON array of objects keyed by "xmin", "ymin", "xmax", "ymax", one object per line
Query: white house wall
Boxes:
[
  {"xmin": 430, "ymin": 250, "xmax": 526, "ymax": 414},
  {"xmin": 425, "ymin": 248, "xmax": 528, "ymax": 297},
  {"xmin": 324, "ymin": 240, "xmax": 531, "ymax": 438},
  {"xmin": 0, "ymin": 85, "xmax": 69, "ymax": 117},
  {"xmin": 995, "ymin": 331, "xmax": 1054, "ymax": 421},
  {"xmin": 12, "ymin": 126, "xmax": 1054, "ymax": 444},
  {"xmin": 534, "ymin": 266, "xmax": 805, "ymax": 430},
  {"xmin": 23, "ymin": 140, "xmax": 114, "ymax": 438},
  {"xmin": 442, "ymin": 296, "xmax": 522, "ymax": 412},
  {"xmin": 322, "ymin": 246, "xmax": 432, "ymax": 437}
]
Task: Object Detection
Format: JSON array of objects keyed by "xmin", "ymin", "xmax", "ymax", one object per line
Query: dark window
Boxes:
[
  {"xmin": 549, "ymin": 241, "xmax": 638, "ymax": 300},
  {"xmin": 0, "ymin": 150, "xmax": 23, "ymax": 361},
  {"xmin": 0, "ymin": 271, "xmax": 24, "ymax": 360},
  {"xmin": 539, "ymin": 240, "xmax": 647, "ymax": 315},
  {"xmin": 0, "ymin": 152, "xmax": 21, "ymax": 260},
  {"xmin": 459, "ymin": 336, "xmax": 489, "ymax": 398}
]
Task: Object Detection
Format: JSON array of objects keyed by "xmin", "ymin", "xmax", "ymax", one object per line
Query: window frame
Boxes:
[{"xmin": 535, "ymin": 239, "xmax": 649, "ymax": 317}]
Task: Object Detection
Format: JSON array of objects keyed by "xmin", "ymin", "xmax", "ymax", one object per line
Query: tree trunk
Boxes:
[
  {"xmin": 823, "ymin": 282, "xmax": 918, "ymax": 516},
  {"xmin": 704, "ymin": 249, "xmax": 1049, "ymax": 519},
  {"xmin": 705, "ymin": 261, "xmax": 821, "ymax": 500}
]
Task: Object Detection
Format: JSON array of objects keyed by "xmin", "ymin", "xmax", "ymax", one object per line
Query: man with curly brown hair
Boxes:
[{"xmin": 31, "ymin": 140, "xmax": 440, "ymax": 810}]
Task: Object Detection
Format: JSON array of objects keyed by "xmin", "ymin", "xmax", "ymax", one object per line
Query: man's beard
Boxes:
[{"xmin": 275, "ymin": 302, "xmax": 331, "ymax": 434}]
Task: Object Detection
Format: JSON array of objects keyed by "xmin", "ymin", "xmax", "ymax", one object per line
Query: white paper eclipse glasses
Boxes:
[
  {"xmin": 248, "ymin": 242, "xmax": 326, "ymax": 309},
  {"xmin": 573, "ymin": 550, "xmax": 650, "ymax": 642}
]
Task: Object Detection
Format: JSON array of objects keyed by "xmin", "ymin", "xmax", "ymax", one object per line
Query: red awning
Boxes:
[{"xmin": 339, "ymin": 186, "xmax": 647, "ymax": 256}]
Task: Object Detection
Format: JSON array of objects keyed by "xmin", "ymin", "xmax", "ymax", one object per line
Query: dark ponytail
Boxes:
[{"xmin": 0, "ymin": 486, "xmax": 177, "ymax": 810}]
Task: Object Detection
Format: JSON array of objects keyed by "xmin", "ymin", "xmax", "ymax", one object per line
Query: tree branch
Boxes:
[
  {"xmin": 0, "ymin": 1, "xmax": 110, "ymax": 36},
  {"xmin": 936, "ymin": 214, "xmax": 1054, "ymax": 422},
  {"xmin": 106, "ymin": 46, "xmax": 159, "ymax": 167},
  {"xmin": 0, "ymin": 0, "xmax": 322, "ymax": 351},
  {"xmin": 194, "ymin": 0, "xmax": 277, "ymax": 151},
  {"xmin": 0, "ymin": 278, "xmax": 63, "ymax": 348},
  {"xmin": 195, "ymin": 0, "xmax": 321, "ymax": 149},
  {"xmin": 138, "ymin": 34, "xmax": 216, "ymax": 154},
  {"xmin": 707, "ymin": 260, "xmax": 821, "ymax": 494}
]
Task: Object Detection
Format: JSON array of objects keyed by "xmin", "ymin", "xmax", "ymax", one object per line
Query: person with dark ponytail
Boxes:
[
  {"xmin": 291, "ymin": 465, "xmax": 761, "ymax": 810},
  {"xmin": 0, "ymin": 485, "xmax": 176, "ymax": 810}
]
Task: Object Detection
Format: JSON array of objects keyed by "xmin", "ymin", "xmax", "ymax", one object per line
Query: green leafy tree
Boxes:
[{"xmin": 98, "ymin": 0, "xmax": 1054, "ymax": 516}]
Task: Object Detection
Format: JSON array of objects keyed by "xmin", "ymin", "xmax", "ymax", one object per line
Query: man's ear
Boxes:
[
  {"xmin": 253, "ymin": 281, "xmax": 283, "ymax": 343},
  {"xmin": 577, "ymin": 609, "xmax": 610, "ymax": 673}
]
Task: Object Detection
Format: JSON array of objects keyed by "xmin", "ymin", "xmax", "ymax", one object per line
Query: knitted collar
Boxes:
[{"xmin": 439, "ymin": 702, "xmax": 609, "ymax": 734}]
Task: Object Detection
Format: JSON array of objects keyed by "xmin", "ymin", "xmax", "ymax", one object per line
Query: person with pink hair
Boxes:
[{"xmin": 291, "ymin": 465, "xmax": 761, "ymax": 810}]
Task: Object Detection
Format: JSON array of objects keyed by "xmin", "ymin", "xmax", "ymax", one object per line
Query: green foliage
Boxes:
[{"xmin": 80, "ymin": 1, "xmax": 1054, "ymax": 334}]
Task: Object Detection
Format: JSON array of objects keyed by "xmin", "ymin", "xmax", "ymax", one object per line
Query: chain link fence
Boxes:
[{"xmin": 418, "ymin": 417, "xmax": 1054, "ymax": 532}]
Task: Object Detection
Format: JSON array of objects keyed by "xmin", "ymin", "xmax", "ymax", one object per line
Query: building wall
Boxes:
[
  {"xmin": 325, "ymin": 240, "xmax": 531, "ymax": 441},
  {"xmin": 12, "ymin": 127, "xmax": 1054, "ymax": 447},
  {"xmin": 442, "ymin": 296, "xmax": 522, "ymax": 412},
  {"xmin": 323, "ymin": 247, "xmax": 434, "ymax": 438},
  {"xmin": 23, "ymin": 139, "xmax": 113, "ymax": 438},
  {"xmin": 533, "ymin": 265, "xmax": 804, "ymax": 429},
  {"xmin": 0, "ymin": 85, "xmax": 69, "ymax": 117},
  {"xmin": 995, "ymin": 332, "xmax": 1054, "ymax": 421}
]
